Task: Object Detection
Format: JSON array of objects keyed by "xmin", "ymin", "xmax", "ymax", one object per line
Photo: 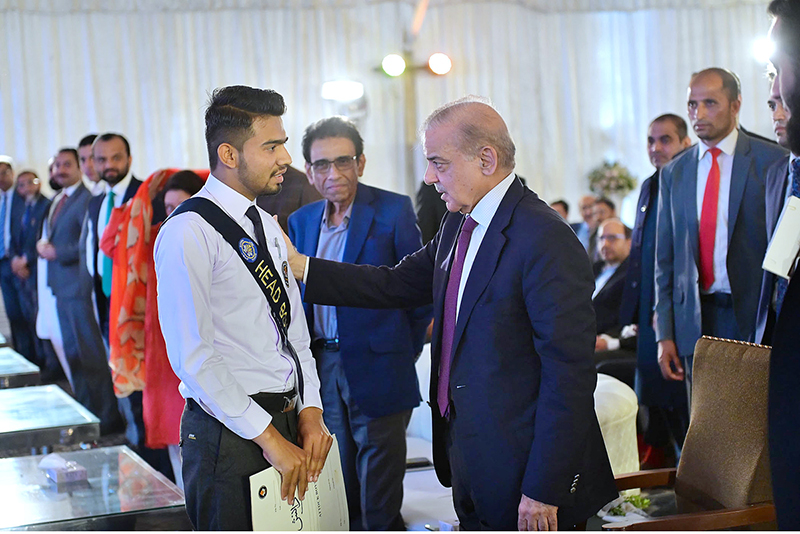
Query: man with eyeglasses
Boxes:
[
  {"xmin": 592, "ymin": 218, "xmax": 633, "ymax": 364},
  {"xmin": 288, "ymin": 116, "xmax": 432, "ymax": 530}
]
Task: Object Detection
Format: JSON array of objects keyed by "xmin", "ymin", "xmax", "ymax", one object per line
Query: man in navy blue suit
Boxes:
[
  {"xmin": 0, "ymin": 157, "xmax": 35, "ymax": 361},
  {"xmin": 282, "ymin": 98, "xmax": 616, "ymax": 530},
  {"xmin": 288, "ymin": 117, "xmax": 432, "ymax": 530},
  {"xmin": 765, "ymin": 1, "xmax": 800, "ymax": 528},
  {"xmin": 619, "ymin": 114, "xmax": 691, "ymax": 466}
]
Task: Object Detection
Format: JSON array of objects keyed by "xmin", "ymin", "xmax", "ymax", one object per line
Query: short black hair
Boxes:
[
  {"xmin": 769, "ymin": 0, "xmax": 800, "ymax": 154},
  {"xmin": 78, "ymin": 134, "xmax": 98, "ymax": 148},
  {"xmin": 163, "ymin": 170, "xmax": 205, "ymax": 197},
  {"xmin": 94, "ymin": 133, "xmax": 131, "ymax": 157},
  {"xmin": 550, "ymin": 199, "xmax": 569, "ymax": 214},
  {"xmin": 595, "ymin": 197, "xmax": 616, "ymax": 212},
  {"xmin": 301, "ymin": 116, "xmax": 364, "ymax": 163},
  {"xmin": 690, "ymin": 68, "xmax": 741, "ymax": 103},
  {"xmin": 651, "ymin": 113, "xmax": 689, "ymax": 140},
  {"xmin": 57, "ymin": 147, "xmax": 80, "ymax": 165},
  {"xmin": 205, "ymin": 85, "xmax": 286, "ymax": 170}
]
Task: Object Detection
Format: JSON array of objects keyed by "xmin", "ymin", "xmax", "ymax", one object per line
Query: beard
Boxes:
[
  {"xmin": 102, "ymin": 166, "xmax": 128, "ymax": 185},
  {"xmin": 237, "ymin": 155, "xmax": 283, "ymax": 197}
]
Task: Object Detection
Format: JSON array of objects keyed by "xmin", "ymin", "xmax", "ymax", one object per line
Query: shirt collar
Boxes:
[
  {"xmin": 104, "ymin": 171, "xmax": 133, "ymax": 197},
  {"xmin": 468, "ymin": 171, "xmax": 516, "ymax": 228},
  {"xmin": 62, "ymin": 181, "xmax": 82, "ymax": 197},
  {"xmin": 204, "ymin": 174, "xmax": 256, "ymax": 221},
  {"xmin": 321, "ymin": 200, "xmax": 354, "ymax": 230},
  {"xmin": 698, "ymin": 127, "xmax": 738, "ymax": 160}
]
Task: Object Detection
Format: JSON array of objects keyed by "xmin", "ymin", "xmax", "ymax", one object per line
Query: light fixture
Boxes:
[
  {"xmin": 381, "ymin": 54, "xmax": 407, "ymax": 77},
  {"xmin": 321, "ymin": 80, "xmax": 365, "ymax": 102},
  {"xmin": 428, "ymin": 53, "xmax": 452, "ymax": 75},
  {"xmin": 753, "ymin": 37, "xmax": 775, "ymax": 63}
]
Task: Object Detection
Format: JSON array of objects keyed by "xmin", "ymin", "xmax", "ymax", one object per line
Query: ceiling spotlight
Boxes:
[
  {"xmin": 321, "ymin": 80, "xmax": 364, "ymax": 102},
  {"xmin": 753, "ymin": 37, "xmax": 775, "ymax": 63},
  {"xmin": 428, "ymin": 53, "xmax": 452, "ymax": 75},
  {"xmin": 382, "ymin": 54, "xmax": 406, "ymax": 77}
]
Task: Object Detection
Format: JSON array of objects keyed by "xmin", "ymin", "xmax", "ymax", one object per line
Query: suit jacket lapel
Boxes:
[
  {"xmin": 450, "ymin": 179, "xmax": 520, "ymax": 359},
  {"xmin": 123, "ymin": 176, "xmax": 141, "ymax": 204},
  {"xmin": 766, "ymin": 159, "xmax": 790, "ymax": 241},
  {"xmin": 728, "ymin": 132, "xmax": 752, "ymax": 243},
  {"xmin": 303, "ymin": 201, "xmax": 325, "ymax": 257},
  {"xmin": 343, "ymin": 185, "xmax": 375, "ymax": 264},
  {"xmin": 681, "ymin": 146, "xmax": 701, "ymax": 264}
]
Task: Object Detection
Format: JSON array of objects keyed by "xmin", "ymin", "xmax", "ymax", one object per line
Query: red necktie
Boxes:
[
  {"xmin": 699, "ymin": 147, "xmax": 722, "ymax": 292},
  {"xmin": 437, "ymin": 216, "xmax": 478, "ymax": 418}
]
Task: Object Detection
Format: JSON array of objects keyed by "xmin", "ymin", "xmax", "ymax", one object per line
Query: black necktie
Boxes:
[{"xmin": 244, "ymin": 205, "xmax": 305, "ymax": 401}]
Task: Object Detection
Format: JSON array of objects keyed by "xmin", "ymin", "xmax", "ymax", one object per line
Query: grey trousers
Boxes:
[{"xmin": 317, "ymin": 348, "xmax": 411, "ymax": 531}]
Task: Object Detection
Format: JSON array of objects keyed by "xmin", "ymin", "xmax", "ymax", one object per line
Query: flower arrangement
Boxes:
[{"xmin": 587, "ymin": 161, "xmax": 637, "ymax": 197}]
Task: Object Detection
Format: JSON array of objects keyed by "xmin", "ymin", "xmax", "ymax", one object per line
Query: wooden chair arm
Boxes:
[
  {"xmin": 601, "ymin": 503, "xmax": 775, "ymax": 531},
  {"xmin": 614, "ymin": 468, "xmax": 676, "ymax": 491}
]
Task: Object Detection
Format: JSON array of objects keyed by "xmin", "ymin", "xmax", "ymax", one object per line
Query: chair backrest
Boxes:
[{"xmin": 675, "ymin": 336, "xmax": 772, "ymax": 510}]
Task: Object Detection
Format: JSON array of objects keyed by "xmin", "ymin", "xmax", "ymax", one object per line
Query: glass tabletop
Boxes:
[{"xmin": 0, "ymin": 446, "xmax": 185, "ymax": 529}]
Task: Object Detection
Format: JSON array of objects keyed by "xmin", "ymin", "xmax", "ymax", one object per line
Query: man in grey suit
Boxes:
[
  {"xmin": 37, "ymin": 148, "xmax": 123, "ymax": 434},
  {"xmin": 655, "ymin": 68, "xmax": 787, "ymax": 395},
  {"xmin": 755, "ymin": 72, "xmax": 796, "ymax": 345}
]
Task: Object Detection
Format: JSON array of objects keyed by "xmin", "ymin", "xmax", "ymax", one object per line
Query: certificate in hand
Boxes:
[
  {"xmin": 250, "ymin": 435, "xmax": 349, "ymax": 531},
  {"xmin": 763, "ymin": 196, "xmax": 800, "ymax": 279}
]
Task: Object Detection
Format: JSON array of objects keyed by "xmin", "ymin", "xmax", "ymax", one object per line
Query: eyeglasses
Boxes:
[
  {"xmin": 310, "ymin": 155, "xmax": 358, "ymax": 174},
  {"xmin": 598, "ymin": 233, "xmax": 627, "ymax": 242}
]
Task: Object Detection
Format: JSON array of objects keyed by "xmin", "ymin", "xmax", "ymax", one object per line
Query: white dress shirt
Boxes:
[
  {"xmin": 86, "ymin": 172, "xmax": 133, "ymax": 278},
  {"xmin": 0, "ymin": 187, "xmax": 15, "ymax": 256},
  {"xmin": 696, "ymin": 128, "xmax": 738, "ymax": 294},
  {"xmin": 154, "ymin": 174, "xmax": 322, "ymax": 440},
  {"xmin": 457, "ymin": 172, "xmax": 516, "ymax": 318}
]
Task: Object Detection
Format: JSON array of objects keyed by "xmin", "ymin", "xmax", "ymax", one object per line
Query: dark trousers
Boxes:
[
  {"xmin": 181, "ymin": 393, "xmax": 298, "ymax": 531},
  {"xmin": 0, "ymin": 258, "xmax": 35, "ymax": 361},
  {"xmin": 445, "ymin": 417, "xmax": 586, "ymax": 531},
  {"xmin": 316, "ymin": 348, "xmax": 410, "ymax": 531},
  {"xmin": 55, "ymin": 294, "xmax": 123, "ymax": 433}
]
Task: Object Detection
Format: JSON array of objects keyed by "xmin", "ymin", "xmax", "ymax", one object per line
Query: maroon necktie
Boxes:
[
  {"xmin": 437, "ymin": 216, "xmax": 478, "ymax": 418},
  {"xmin": 699, "ymin": 147, "xmax": 721, "ymax": 292},
  {"xmin": 50, "ymin": 193, "xmax": 69, "ymax": 226}
]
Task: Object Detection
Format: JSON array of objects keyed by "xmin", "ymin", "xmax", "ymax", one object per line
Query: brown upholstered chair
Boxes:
[{"xmin": 603, "ymin": 336, "xmax": 776, "ymax": 530}]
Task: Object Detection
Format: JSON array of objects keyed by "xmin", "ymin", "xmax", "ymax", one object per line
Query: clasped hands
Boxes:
[{"xmin": 252, "ymin": 407, "xmax": 333, "ymax": 505}]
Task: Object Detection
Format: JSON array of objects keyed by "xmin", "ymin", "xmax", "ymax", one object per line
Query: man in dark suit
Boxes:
[
  {"xmin": 0, "ymin": 157, "xmax": 35, "ymax": 361},
  {"xmin": 755, "ymin": 74, "xmax": 795, "ymax": 345},
  {"xmin": 765, "ymin": 1, "xmax": 800, "ymax": 528},
  {"xmin": 257, "ymin": 166, "xmax": 321, "ymax": 233},
  {"xmin": 84, "ymin": 133, "xmax": 152, "ymax": 341},
  {"xmin": 283, "ymin": 97, "xmax": 617, "ymax": 530},
  {"xmin": 587, "ymin": 197, "xmax": 616, "ymax": 263},
  {"xmin": 655, "ymin": 68, "xmax": 787, "ymax": 399},
  {"xmin": 37, "ymin": 148, "xmax": 123, "ymax": 434},
  {"xmin": 619, "ymin": 114, "xmax": 691, "ymax": 468},
  {"xmin": 9, "ymin": 170, "xmax": 58, "ymax": 376},
  {"xmin": 592, "ymin": 218, "xmax": 633, "ymax": 365},
  {"xmin": 288, "ymin": 116, "xmax": 431, "ymax": 530}
]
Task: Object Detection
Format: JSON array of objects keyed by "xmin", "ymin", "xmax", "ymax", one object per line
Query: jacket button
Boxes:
[
  {"xmin": 640, "ymin": 205, "xmax": 647, "ymax": 212},
  {"xmin": 570, "ymin": 487, "xmax": 576, "ymax": 494}
]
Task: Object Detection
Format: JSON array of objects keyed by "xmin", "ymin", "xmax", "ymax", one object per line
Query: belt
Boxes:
[
  {"xmin": 312, "ymin": 338, "xmax": 340, "ymax": 352},
  {"xmin": 188, "ymin": 389, "xmax": 298, "ymax": 415}
]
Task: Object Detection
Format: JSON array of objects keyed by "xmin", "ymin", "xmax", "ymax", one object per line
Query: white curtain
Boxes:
[{"xmin": 0, "ymin": 0, "xmax": 776, "ymax": 223}]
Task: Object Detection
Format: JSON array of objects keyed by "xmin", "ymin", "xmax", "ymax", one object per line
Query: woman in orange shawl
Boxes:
[{"xmin": 100, "ymin": 169, "xmax": 208, "ymax": 472}]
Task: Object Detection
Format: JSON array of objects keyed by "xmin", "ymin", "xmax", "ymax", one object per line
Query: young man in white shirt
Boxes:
[{"xmin": 155, "ymin": 85, "xmax": 331, "ymax": 530}]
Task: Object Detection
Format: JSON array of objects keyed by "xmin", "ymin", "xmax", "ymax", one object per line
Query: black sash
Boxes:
[{"xmin": 169, "ymin": 197, "xmax": 304, "ymax": 401}]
